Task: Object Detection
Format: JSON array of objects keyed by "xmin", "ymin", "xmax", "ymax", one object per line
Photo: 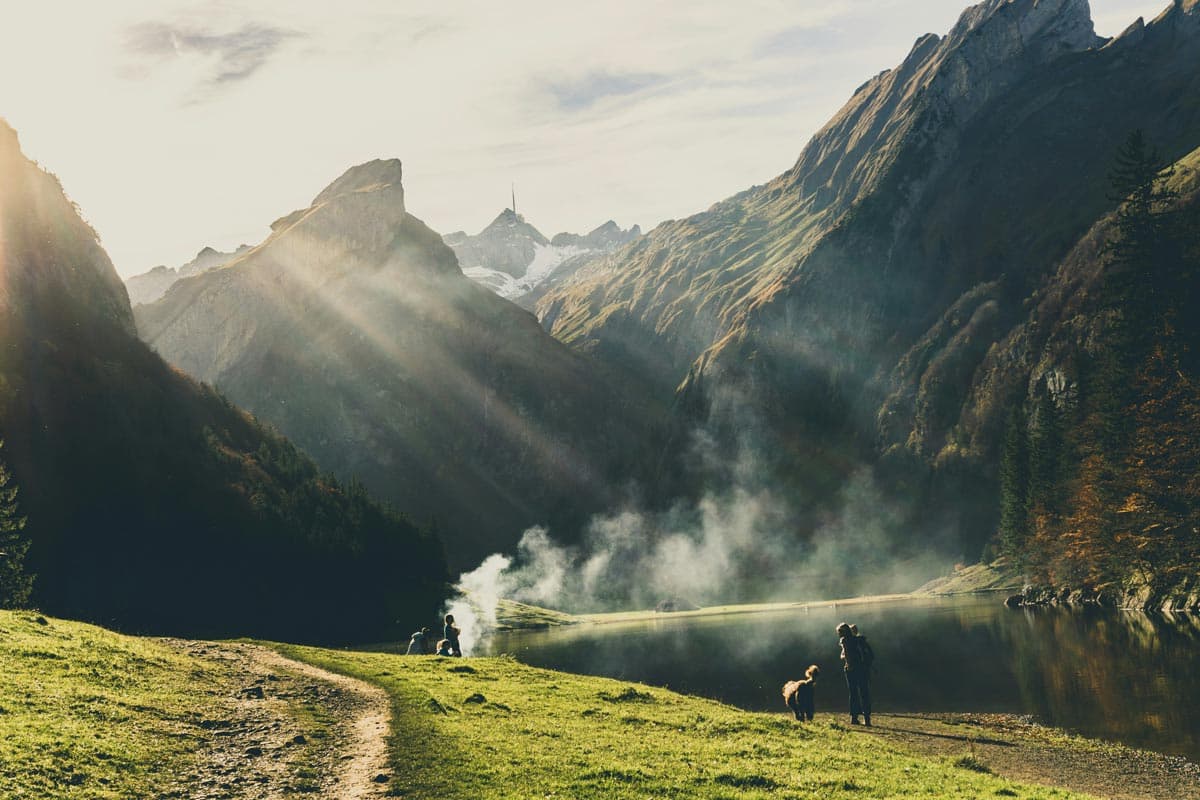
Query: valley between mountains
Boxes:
[{"xmin": 3, "ymin": 1, "xmax": 1200, "ymax": 797}]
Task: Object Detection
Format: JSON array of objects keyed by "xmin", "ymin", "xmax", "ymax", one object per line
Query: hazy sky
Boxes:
[{"xmin": 0, "ymin": 0, "xmax": 1166, "ymax": 277}]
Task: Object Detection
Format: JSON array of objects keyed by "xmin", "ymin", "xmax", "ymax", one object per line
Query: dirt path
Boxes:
[
  {"xmin": 157, "ymin": 641, "xmax": 391, "ymax": 800},
  {"xmin": 850, "ymin": 713, "xmax": 1200, "ymax": 800}
]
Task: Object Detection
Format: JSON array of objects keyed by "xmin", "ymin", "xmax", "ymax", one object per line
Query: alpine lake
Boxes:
[{"xmin": 478, "ymin": 595, "xmax": 1200, "ymax": 761}]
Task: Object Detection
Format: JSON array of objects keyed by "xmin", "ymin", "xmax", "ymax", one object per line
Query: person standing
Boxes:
[
  {"xmin": 837, "ymin": 622, "xmax": 871, "ymax": 726},
  {"xmin": 444, "ymin": 613, "xmax": 463, "ymax": 657}
]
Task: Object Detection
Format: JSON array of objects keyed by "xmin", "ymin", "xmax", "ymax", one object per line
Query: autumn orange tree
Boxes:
[{"xmin": 1011, "ymin": 132, "xmax": 1200, "ymax": 591}]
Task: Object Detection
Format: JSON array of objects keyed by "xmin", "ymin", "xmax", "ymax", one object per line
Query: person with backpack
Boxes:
[
  {"xmin": 850, "ymin": 624, "xmax": 875, "ymax": 673},
  {"xmin": 837, "ymin": 622, "xmax": 872, "ymax": 726}
]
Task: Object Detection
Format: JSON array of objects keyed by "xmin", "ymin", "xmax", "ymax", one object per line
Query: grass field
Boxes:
[
  {"xmin": 0, "ymin": 610, "xmax": 214, "ymax": 798},
  {"xmin": 273, "ymin": 645, "xmax": 1093, "ymax": 800},
  {"xmin": 0, "ymin": 608, "xmax": 1096, "ymax": 799},
  {"xmin": 0, "ymin": 610, "xmax": 343, "ymax": 799}
]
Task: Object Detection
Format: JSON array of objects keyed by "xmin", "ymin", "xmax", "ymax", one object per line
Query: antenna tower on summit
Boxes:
[{"xmin": 511, "ymin": 183, "xmax": 517, "ymax": 216}]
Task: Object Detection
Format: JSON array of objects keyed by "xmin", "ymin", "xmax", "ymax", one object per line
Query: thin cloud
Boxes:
[
  {"xmin": 545, "ymin": 70, "xmax": 673, "ymax": 112},
  {"xmin": 756, "ymin": 23, "xmax": 843, "ymax": 59},
  {"xmin": 123, "ymin": 21, "xmax": 302, "ymax": 95}
]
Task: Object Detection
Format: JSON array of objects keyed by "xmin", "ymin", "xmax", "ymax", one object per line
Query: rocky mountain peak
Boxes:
[
  {"xmin": 948, "ymin": 0, "xmax": 1097, "ymax": 50},
  {"xmin": 785, "ymin": 0, "xmax": 1102, "ymax": 209},
  {"xmin": 481, "ymin": 208, "xmax": 549, "ymax": 244},
  {"xmin": 549, "ymin": 220, "xmax": 641, "ymax": 250},
  {"xmin": 447, "ymin": 208, "xmax": 550, "ymax": 279},
  {"xmin": 311, "ymin": 158, "xmax": 404, "ymax": 208},
  {"xmin": 125, "ymin": 243, "xmax": 256, "ymax": 306},
  {"xmin": 263, "ymin": 159, "xmax": 414, "ymax": 262}
]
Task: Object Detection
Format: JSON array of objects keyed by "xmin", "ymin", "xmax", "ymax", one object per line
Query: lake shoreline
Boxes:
[
  {"xmin": 490, "ymin": 561, "xmax": 1025, "ymax": 631},
  {"xmin": 494, "ymin": 587, "xmax": 1016, "ymax": 631},
  {"xmin": 852, "ymin": 711, "xmax": 1200, "ymax": 800},
  {"xmin": 576, "ymin": 592, "xmax": 934, "ymax": 626}
]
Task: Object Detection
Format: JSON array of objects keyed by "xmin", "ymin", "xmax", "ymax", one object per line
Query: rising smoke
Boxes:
[{"xmin": 444, "ymin": 390, "xmax": 955, "ymax": 654}]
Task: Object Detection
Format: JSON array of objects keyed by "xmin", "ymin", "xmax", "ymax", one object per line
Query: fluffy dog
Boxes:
[{"xmin": 782, "ymin": 665, "xmax": 820, "ymax": 721}]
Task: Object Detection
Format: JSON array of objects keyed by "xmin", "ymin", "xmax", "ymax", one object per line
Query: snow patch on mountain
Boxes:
[{"xmin": 463, "ymin": 243, "xmax": 583, "ymax": 300}]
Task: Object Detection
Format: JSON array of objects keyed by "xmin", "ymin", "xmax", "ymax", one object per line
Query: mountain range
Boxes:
[
  {"xmin": 84, "ymin": 0, "xmax": 1200, "ymax": 603},
  {"xmin": 536, "ymin": 0, "xmax": 1200, "ymax": 562},
  {"xmin": 125, "ymin": 244, "xmax": 252, "ymax": 305},
  {"xmin": 445, "ymin": 209, "xmax": 639, "ymax": 309},
  {"xmin": 135, "ymin": 161, "xmax": 661, "ymax": 569}
]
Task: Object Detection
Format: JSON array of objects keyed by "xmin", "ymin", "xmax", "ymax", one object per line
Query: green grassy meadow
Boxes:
[
  {"xmin": 0, "ymin": 608, "xmax": 1096, "ymax": 799},
  {"xmin": 273, "ymin": 645, "xmax": 1092, "ymax": 800},
  {"xmin": 0, "ymin": 610, "xmax": 214, "ymax": 798}
]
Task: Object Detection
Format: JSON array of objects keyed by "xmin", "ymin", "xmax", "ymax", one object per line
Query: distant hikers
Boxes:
[
  {"xmin": 444, "ymin": 613, "xmax": 463, "ymax": 657},
  {"xmin": 782, "ymin": 665, "xmax": 821, "ymax": 721},
  {"xmin": 837, "ymin": 621, "xmax": 872, "ymax": 726},
  {"xmin": 406, "ymin": 626, "xmax": 432, "ymax": 655}
]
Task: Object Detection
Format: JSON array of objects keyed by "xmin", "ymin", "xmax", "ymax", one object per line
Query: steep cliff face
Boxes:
[
  {"xmin": 536, "ymin": 0, "xmax": 1200, "ymax": 553},
  {"xmin": 955, "ymin": 143, "xmax": 1200, "ymax": 464},
  {"xmin": 137, "ymin": 164, "xmax": 659, "ymax": 568},
  {"xmin": 539, "ymin": 0, "xmax": 1106, "ymax": 384},
  {"xmin": 0, "ymin": 122, "xmax": 445, "ymax": 641}
]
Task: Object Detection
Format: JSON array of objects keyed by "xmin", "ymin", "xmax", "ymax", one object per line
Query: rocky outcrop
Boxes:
[{"xmin": 784, "ymin": 0, "xmax": 1100, "ymax": 211}]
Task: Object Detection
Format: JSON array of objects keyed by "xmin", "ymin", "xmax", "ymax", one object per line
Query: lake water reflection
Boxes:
[{"xmin": 481, "ymin": 596, "xmax": 1200, "ymax": 760}]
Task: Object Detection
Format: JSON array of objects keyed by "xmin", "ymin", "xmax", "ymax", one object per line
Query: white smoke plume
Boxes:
[{"xmin": 444, "ymin": 389, "xmax": 956, "ymax": 649}]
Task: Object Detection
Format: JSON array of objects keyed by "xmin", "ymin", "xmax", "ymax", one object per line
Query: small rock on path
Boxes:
[{"xmin": 156, "ymin": 640, "xmax": 391, "ymax": 799}]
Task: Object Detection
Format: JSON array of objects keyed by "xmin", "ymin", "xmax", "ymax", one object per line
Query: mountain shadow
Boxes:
[{"xmin": 0, "ymin": 121, "xmax": 445, "ymax": 643}]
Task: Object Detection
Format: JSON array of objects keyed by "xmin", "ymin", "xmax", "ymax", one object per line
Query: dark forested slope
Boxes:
[
  {"xmin": 987, "ymin": 142, "xmax": 1200, "ymax": 603},
  {"xmin": 0, "ymin": 121, "xmax": 445, "ymax": 642}
]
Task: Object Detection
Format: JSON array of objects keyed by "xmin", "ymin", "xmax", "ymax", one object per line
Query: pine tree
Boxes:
[
  {"xmin": 0, "ymin": 440, "xmax": 34, "ymax": 608},
  {"xmin": 998, "ymin": 403, "xmax": 1030, "ymax": 559},
  {"xmin": 1103, "ymin": 129, "xmax": 1180, "ymax": 341},
  {"xmin": 1027, "ymin": 382, "xmax": 1062, "ymax": 517}
]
